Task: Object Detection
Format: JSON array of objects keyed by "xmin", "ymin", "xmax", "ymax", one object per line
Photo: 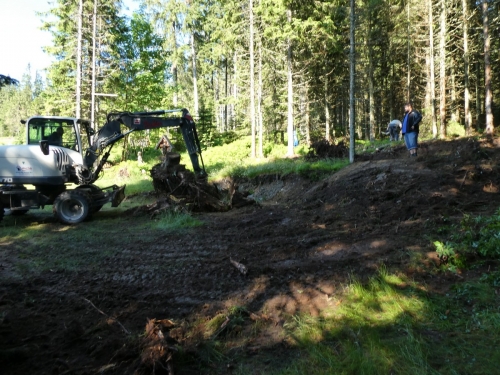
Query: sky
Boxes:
[{"xmin": 0, "ymin": 0, "xmax": 138, "ymax": 82}]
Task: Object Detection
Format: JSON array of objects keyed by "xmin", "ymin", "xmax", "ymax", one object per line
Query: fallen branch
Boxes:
[
  {"xmin": 230, "ymin": 257, "xmax": 248, "ymax": 275},
  {"xmin": 82, "ymin": 298, "xmax": 131, "ymax": 335},
  {"xmin": 460, "ymin": 171, "xmax": 469, "ymax": 189}
]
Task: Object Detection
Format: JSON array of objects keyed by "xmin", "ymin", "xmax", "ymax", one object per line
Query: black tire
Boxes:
[
  {"xmin": 76, "ymin": 184, "xmax": 104, "ymax": 213},
  {"xmin": 0, "ymin": 203, "xmax": 4, "ymax": 223},
  {"xmin": 53, "ymin": 190, "xmax": 92, "ymax": 225}
]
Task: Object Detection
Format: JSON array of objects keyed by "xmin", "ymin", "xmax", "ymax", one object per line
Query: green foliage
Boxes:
[
  {"xmin": 453, "ymin": 211, "xmax": 500, "ymax": 258},
  {"xmin": 457, "ymin": 210, "xmax": 500, "ymax": 257},
  {"xmin": 447, "ymin": 121, "xmax": 466, "ymax": 138}
]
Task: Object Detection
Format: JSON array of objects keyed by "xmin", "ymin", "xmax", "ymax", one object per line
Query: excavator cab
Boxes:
[{"xmin": 26, "ymin": 117, "xmax": 81, "ymax": 151}]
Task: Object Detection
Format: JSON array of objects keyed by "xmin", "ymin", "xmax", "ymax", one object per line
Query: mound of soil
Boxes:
[{"xmin": 1, "ymin": 136, "xmax": 500, "ymax": 374}]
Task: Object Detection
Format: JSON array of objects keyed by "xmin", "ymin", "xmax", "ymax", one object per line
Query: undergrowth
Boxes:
[{"xmin": 434, "ymin": 208, "xmax": 500, "ymax": 271}]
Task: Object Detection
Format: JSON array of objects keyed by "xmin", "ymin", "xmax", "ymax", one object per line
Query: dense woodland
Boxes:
[{"xmin": 0, "ymin": 0, "xmax": 498, "ymax": 155}]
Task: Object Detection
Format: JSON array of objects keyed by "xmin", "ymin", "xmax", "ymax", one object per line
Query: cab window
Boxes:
[{"xmin": 28, "ymin": 119, "xmax": 79, "ymax": 151}]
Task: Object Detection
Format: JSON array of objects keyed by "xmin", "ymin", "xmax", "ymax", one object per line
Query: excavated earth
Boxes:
[{"xmin": 1, "ymin": 137, "xmax": 500, "ymax": 374}]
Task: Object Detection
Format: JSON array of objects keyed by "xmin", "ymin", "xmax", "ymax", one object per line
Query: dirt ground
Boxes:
[{"xmin": 1, "ymin": 136, "xmax": 500, "ymax": 374}]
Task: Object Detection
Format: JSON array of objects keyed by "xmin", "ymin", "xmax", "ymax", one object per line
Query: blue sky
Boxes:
[{"xmin": 0, "ymin": 0, "xmax": 138, "ymax": 82}]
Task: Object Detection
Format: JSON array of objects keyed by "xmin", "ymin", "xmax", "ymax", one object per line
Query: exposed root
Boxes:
[
  {"xmin": 136, "ymin": 319, "xmax": 177, "ymax": 375},
  {"xmin": 150, "ymin": 163, "xmax": 255, "ymax": 212}
]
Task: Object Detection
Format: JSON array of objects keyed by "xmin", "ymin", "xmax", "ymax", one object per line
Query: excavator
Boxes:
[{"xmin": 0, "ymin": 108, "xmax": 206, "ymax": 224}]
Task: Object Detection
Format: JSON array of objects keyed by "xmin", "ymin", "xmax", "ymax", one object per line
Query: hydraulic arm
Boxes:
[{"xmin": 83, "ymin": 108, "xmax": 206, "ymax": 184}]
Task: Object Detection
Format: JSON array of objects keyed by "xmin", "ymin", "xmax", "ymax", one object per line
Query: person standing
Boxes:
[{"xmin": 401, "ymin": 102, "xmax": 422, "ymax": 157}]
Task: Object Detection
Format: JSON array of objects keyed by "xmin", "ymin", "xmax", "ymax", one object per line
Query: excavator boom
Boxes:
[{"xmin": 84, "ymin": 108, "xmax": 206, "ymax": 184}]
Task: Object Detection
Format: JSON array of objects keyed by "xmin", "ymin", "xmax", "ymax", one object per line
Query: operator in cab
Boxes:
[{"xmin": 47, "ymin": 127, "xmax": 64, "ymax": 146}]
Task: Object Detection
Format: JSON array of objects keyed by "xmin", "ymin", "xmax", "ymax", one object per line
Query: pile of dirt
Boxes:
[{"xmin": 1, "ymin": 136, "xmax": 500, "ymax": 374}]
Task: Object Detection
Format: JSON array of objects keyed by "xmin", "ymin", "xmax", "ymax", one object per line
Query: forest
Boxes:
[
  {"xmin": 0, "ymin": 0, "xmax": 498, "ymax": 154},
  {"xmin": 2, "ymin": 1, "xmax": 500, "ymax": 374}
]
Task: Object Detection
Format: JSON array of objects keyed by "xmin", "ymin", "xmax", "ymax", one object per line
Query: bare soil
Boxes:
[{"xmin": 1, "ymin": 137, "xmax": 500, "ymax": 374}]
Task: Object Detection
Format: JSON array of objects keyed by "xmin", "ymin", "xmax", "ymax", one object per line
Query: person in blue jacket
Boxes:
[{"xmin": 401, "ymin": 102, "xmax": 422, "ymax": 157}]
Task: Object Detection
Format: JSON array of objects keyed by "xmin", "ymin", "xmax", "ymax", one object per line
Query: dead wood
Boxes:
[
  {"xmin": 230, "ymin": 258, "xmax": 248, "ymax": 275},
  {"xmin": 150, "ymin": 163, "xmax": 255, "ymax": 213},
  {"xmin": 82, "ymin": 298, "xmax": 130, "ymax": 335},
  {"xmin": 137, "ymin": 319, "xmax": 177, "ymax": 375}
]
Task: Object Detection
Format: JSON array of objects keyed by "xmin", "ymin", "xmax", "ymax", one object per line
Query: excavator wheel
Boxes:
[
  {"xmin": 53, "ymin": 190, "xmax": 92, "ymax": 225},
  {"xmin": 76, "ymin": 184, "xmax": 105, "ymax": 213}
]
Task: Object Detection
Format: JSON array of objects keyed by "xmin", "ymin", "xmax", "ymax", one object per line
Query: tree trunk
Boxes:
[
  {"xmin": 225, "ymin": 57, "xmax": 228, "ymax": 132},
  {"xmin": 349, "ymin": 0, "xmax": 356, "ymax": 163},
  {"xmin": 428, "ymin": 0, "xmax": 437, "ymax": 138},
  {"xmin": 482, "ymin": 0, "xmax": 494, "ymax": 135},
  {"xmin": 76, "ymin": 0, "xmax": 83, "ymax": 119},
  {"xmin": 476, "ymin": 61, "xmax": 481, "ymax": 130},
  {"xmin": 172, "ymin": 21, "xmax": 178, "ymax": 107},
  {"xmin": 249, "ymin": 0, "xmax": 256, "ymax": 158},
  {"xmin": 368, "ymin": 39, "xmax": 375, "ymax": 142},
  {"xmin": 233, "ymin": 51, "xmax": 238, "ymax": 130},
  {"xmin": 90, "ymin": 0, "xmax": 97, "ymax": 130},
  {"xmin": 324, "ymin": 72, "xmax": 330, "ymax": 142},
  {"xmin": 406, "ymin": 1, "xmax": 411, "ymax": 101},
  {"xmin": 439, "ymin": 0, "xmax": 446, "ymax": 138},
  {"xmin": 305, "ymin": 81, "xmax": 311, "ymax": 145},
  {"xmin": 462, "ymin": 0, "xmax": 471, "ymax": 135},
  {"xmin": 191, "ymin": 33, "xmax": 199, "ymax": 117},
  {"xmin": 286, "ymin": 8, "xmax": 294, "ymax": 157},
  {"xmin": 258, "ymin": 37, "xmax": 263, "ymax": 158}
]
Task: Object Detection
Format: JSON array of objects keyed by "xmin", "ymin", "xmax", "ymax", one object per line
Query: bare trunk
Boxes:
[
  {"xmin": 305, "ymin": 82, "xmax": 311, "ymax": 145},
  {"xmin": 349, "ymin": 0, "xmax": 355, "ymax": 163},
  {"xmin": 325, "ymin": 73, "xmax": 330, "ymax": 142},
  {"xmin": 90, "ymin": 0, "xmax": 97, "ymax": 130},
  {"xmin": 172, "ymin": 21, "xmax": 178, "ymax": 107},
  {"xmin": 462, "ymin": 0, "xmax": 471, "ymax": 135},
  {"xmin": 406, "ymin": 1, "xmax": 411, "ymax": 101},
  {"xmin": 224, "ymin": 57, "xmax": 228, "ymax": 132},
  {"xmin": 232, "ymin": 51, "xmax": 238, "ymax": 130},
  {"xmin": 451, "ymin": 62, "xmax": 458, "ymax": 123},
  {"xmin": 249, "ymin": 0, "xmax": 256, "ymax": 158},
  {"xmin": 191, "ymin": 33, "xmax": 199, "ymax": 117},
  {"xmin": 258, "ymin": 38, "xmax": 263, "ymax": 158},
  {"xmin": 482, "ymin": 0, "xmax": 494, "ymax": 134},
  {"xmin": 368, "ymin": 42, "xmax": 375, "ymax": 141},
  {"xmin": 286, "ymin": 9, "xmax": 294, "ymax": 157},
  {"xmin": 439, "ymin": 0, "xmax": 446, "ymax": 138},
  {"xmin": 76, "ymin": 0, "xmax": 83, "ymax": 118},
  {"xmin": 476, "ymin": 61, "xmax": 481, "ymax": 130},
  {"xmin": 428, "ymin": 0, "xmax": 437, "ymax": 138}
]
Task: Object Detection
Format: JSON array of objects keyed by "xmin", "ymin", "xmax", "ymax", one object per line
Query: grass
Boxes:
[
  {"xmin": 153, "ymin": 210, "xmax": 203, "ymax": 230},
  {"xmin": 220, "ymin": 266, "xmax": 499, "ymax": 375}
]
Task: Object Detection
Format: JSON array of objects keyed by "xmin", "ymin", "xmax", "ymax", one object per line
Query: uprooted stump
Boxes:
[
  {"xmin": 306, "ymin": 139, "xmax": 348, "ymax": 160},
  {"xmin": 135, "ymin": 319, "xmax": 177, "ymax": 375},
  {"xmin": 150, "ymin": 163, "xmax": 255, "ymax": 212}
]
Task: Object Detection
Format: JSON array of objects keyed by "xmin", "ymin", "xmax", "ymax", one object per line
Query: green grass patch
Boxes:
[
  {"xmin": 226, "ymin": 266, "xmax": 500, "ymax": 375},
  {"xmin": 152, "ymin": 211, "xmax": 203, "ymax": 231}
]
